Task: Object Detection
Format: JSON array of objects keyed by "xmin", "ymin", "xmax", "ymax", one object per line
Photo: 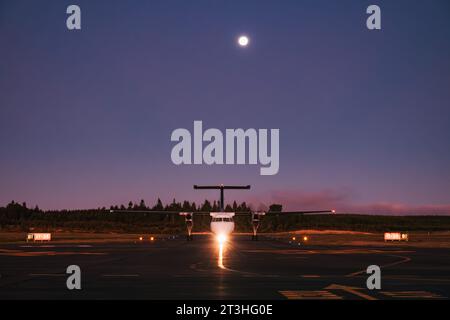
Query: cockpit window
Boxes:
[{"xmin": 212, "ymin": 217, "xmax": 233, "ymax": 222}]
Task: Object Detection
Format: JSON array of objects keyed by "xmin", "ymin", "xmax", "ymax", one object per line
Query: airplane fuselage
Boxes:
[{"xmin": 210, "ymin": 212, "xmax": 235, "ymax": 238}]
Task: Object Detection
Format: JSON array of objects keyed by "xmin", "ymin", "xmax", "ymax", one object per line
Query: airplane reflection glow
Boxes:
[
  {"xmin": 218, "ymin": 242, "xmax": 225, "ymax": 269},
  {"xmin": 217, "ymin": 234, "xmax": 227, "ymax": 269}
]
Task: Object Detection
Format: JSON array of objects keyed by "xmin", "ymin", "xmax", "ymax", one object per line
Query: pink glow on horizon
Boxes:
[{"xmin": 246, "ymin": 189, "xmax": 450, "ymax": 215}]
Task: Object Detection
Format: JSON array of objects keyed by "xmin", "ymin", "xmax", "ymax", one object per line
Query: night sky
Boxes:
[{"xmin": 1, "ymin": 0, "xmax": 449, "ymax": 213}]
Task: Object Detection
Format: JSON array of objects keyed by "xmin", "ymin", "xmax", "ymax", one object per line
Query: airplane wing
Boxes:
[
  {"xmin": 265, "ymin": 210, "xmax": 334, "ymax": 215},
  {"xmin": 110, "ymin": 209, "xmax": 335, "ymax": 215},
  {"xmin": 234, "ymin": 210, "xmax": 335, "ymax": 216},
  {"xmin": 109, "ymin": 210, "xmax": 211, "ymax": 215}
]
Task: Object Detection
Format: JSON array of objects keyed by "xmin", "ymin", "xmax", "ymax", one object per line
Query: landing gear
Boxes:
[
  {"xmin": 181, "ymin": 213, "xmax": 194, "ymax": 241},
  {"xmin": 251, "ymin": 213, "xmax": 261, "ymax": 241}
]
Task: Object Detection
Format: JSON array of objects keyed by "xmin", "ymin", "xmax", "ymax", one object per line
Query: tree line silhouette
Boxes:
[
  {"xmin": 0, "ymin": 199, "xmax": 255, "ymax": 233},
  {"xmin": 1, "ymin": 200, "xmax": 450, "ymax": 233},
  {"xmin": 110, "ymin": 198, "xmax": 255, "ymax": 213}
]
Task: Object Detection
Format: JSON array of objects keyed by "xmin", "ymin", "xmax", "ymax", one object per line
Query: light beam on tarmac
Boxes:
[
  {"xmin": 216, "ymin": 234, "xmax": 227, "ymax": 269},
  {"xmin": 218, "ymin": 242, "xmax": 225, "ymax": 269}
]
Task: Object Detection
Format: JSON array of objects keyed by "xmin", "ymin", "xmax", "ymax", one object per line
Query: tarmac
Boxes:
[{"xmin": 0, "ymin": 234, "xmax": 449, "ymax": 299}]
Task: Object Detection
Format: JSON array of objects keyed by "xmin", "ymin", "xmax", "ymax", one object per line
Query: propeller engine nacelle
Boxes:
[
  {"xmin": 179, "ymin": 212, "xmax": 194, "ymax": 240},
  {"xmin": 251, "ymin": 211, "xmax": 266, "ymax": 240}
]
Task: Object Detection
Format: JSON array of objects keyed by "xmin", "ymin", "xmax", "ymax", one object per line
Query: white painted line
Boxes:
[
  {"xmin": 347, "ymin": 254, "xmax": 412, "ymax": 277},
  {"xmin": 102, "ymin": 274, "xmax": 140, "ymax": 277},
  {"xmin": 20, "ymin": 245, "xmax": 55, "ymax": 248},
  {"xmin": 29, "ymin": 273, "xmax": 65, "ymax": 277},
  {"xmin": 326, "ymin": 284, "xmax": 377, "ymax": 300},
  {"xmin": 279, "ymin": 290, "xmax": 343, "ymax": 300},
  {"xmin": 381, "ymin": 291, "xmax": 446, "ymax": 299}
]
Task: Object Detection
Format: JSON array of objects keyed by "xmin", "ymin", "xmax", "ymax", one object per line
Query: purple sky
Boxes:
[{"xmin": 1, "ymin": 0, "xmax": 450, "ymax": 214}]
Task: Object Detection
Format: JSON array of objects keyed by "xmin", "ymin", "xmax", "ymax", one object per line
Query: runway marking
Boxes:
[
  {"xmin": 29, "ymin": 273, "xmax": 65, "ymax": 277},
  {"xmin": 383, "ymin": 276, "xmax": 450, "ymax": 283},
  {"xmin": 242, "ymin": 274, "xmax": 280, "ymax": 278},
  {"xmin": 0, "ymin": 249, "xmax": 21, "ymax": 253},
  {"xmin": 0, "ymin": 251, "xmax": 106, "ymax": 257},
  {"xmin": 381, "ymin": 291, "xmax": 446, "ymax": 299},
  {"xmin": 191, "ymin": 259, "xmax": 279, "ymax": 278},
  {"xmin": 244, "ymin": 249, "xmax": 413, "ymax": 255},
  {"xmin": 102, "ymin": 274, "xmax": 140, "ymax": 277},
  {"xmin": 326, "ymin": 284, "xmax": 377, "ymax": 300},
  {"xmin": 19, "ymin": 245, "xmax": 55, "ymax": 248},
  {"xmin": 0, "ymin": 251, "xmax": 57, "ymax": 257},
  {"xmin": 279, "ymin": 290, "xmax": 343, "ymax": 300},
  {"xmin": 20, "ymin": 245, "xmax": 92, "ymax": 248},
  {"xmin": 189, "ymin": 262, "xmax": 209, "ymax": 272},
  {"xmin": 347, "ymin": 254, "xmax": 412, "ymax": 277}
]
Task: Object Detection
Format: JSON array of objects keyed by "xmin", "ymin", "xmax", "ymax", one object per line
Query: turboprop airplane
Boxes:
[{"xmin": 110, "ymin": 185, "xmax": 335, "ymax": 241}]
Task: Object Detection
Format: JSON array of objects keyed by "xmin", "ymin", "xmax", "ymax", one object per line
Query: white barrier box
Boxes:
[
  {"xmin": 384, "ymin": 232, "xmax": 408, "ymax": 241},
  {"xmin": 27, "ymin": 233, "xmax": 51, "ymax": 242}
]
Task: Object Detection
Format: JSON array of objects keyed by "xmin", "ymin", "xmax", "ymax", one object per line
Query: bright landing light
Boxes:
[{"xmin": 217, "ymin": 234, "xmax": 227, "ymax": 244}]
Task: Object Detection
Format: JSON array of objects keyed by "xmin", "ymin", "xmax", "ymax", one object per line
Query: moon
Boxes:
[{"xmin": 238, "ymin": 35, "xmax": 249, "ymax": 47}]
